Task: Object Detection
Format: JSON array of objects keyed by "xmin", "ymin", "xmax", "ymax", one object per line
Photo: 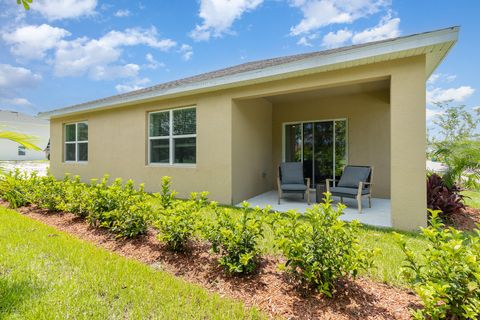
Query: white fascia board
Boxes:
[{"xmin": 39, "ymin": 27, "xmax": 459, "ymax": 119}]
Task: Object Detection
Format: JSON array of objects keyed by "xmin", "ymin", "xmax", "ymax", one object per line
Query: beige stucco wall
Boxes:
[
  {"xmin": 231, "ymin": 98, "xmax": 273, "ymax": 204},
  {"xmin": 390, "ymin": 56, "xmax": 427, "ymax": 230},
  {"xmin": 50, "ymin": 55, "xmax": 427, "ymax": 230},
  {"xmin": 50, "ymin": 94, "xmax": 233, "ymax": 203},
  {"xmin": 271, "ymin": 90, "xmax": 391, "ymax": 198}
]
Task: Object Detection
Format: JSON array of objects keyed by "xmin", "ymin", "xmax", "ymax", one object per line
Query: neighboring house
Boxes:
[
  {"xmin": 39, "ymin": 27, "xmax": 459, "ymax": 231},
  {"xmin": 0, "ymin": 110, "xmax": 50, "ymax": 161}
]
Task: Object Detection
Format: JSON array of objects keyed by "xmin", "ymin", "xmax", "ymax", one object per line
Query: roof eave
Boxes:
[{"xmin": 39, "ymin": 26, "xmax": 459, "ymax": 120}]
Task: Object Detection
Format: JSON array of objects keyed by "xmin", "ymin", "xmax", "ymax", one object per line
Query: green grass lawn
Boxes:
[
  {"xmin": 463, "ymin": 190, "xmax": 480, "ymax": 208},
  {"xmin": 0, "ymin": 207, "xmax": 264, "ymax": 320}
]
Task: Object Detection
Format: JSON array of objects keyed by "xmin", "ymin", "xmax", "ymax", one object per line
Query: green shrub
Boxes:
[
  {"xmin": 57, "ymin": 175, "xmax": 92, "ymax": 218},
  {"xmin": 87, "ymin": 178, "xmax": 152, "ymax": 238},
  {"xmin": 99, "ymin": 202, "xmax": 151, "ymax": 238},
  {"xmin": 154, "ymin": 192, "xmax": 209, "ymax": 252},
  {"xmin": 2, "ymin": 172, "xmax": 151, "ymax": 238},
  {"xmin": 0, "ymin": 169, "xmax": 31, "ymax": 208},
  {"xmin": 271, "ymin": 194, "xmax": 376, "ymax": 297},
  {"xmin": 87, "ymin": 175, "xmax": 123, "ymax": 219},
  {"xmin": 158, "ymin": 176, "xmax": 177, "ymax": 209},
  {"xmin": 396, "ymin": 211, "xmax": 480, "ymax": 320},
  {"xmin": 205, "ymin": 202, "xmax": 266, "ymax": 274},
  {"xmin": 28, "ymin": 174, "xmax": 65, "ymax": 211}
]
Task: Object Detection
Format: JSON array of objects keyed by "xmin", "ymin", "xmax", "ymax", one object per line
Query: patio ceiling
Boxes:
[{"xmin": 263, "ymin": 79, "xmax": 390, "ymax": 104}]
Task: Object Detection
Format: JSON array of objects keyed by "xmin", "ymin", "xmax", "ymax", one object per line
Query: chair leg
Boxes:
[
  {"xmin": 340, "ymin": 196, "xmax": 343, "ymax": 203},
  {"xmin": 278, "ymin": 189, "xmax": 282, "ymax": 205},
  {"xmin": 368, "ymin": 195, "xmax": 372, "ymax": 208},
  {"xmin": 357, "ymin": 195, "xmax": 362, "ymax": 213},
  {"xmin": 306, "ymin": 189, "xmax": 311, "ymax": 205}
]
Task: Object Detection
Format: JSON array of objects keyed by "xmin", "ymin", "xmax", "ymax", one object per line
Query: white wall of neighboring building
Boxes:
[{"xmin": 0, "ymin": 110, "xmax": 50, "ymax": 161}]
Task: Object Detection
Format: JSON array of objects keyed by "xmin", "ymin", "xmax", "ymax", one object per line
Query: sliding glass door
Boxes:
[{"xmin": 284, "ymin": 119, "xmax": 347, "ymax": 187}]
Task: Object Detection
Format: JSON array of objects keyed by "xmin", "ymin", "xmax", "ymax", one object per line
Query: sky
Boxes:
[{"xmin": 0, "ymin": 0, "xmax": 479, "ymax": 128}]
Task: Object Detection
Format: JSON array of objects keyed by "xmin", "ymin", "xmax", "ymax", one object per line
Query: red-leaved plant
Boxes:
[{"xmin": 426, "ymin": 173, "xmax": 465, "ymax": 220}]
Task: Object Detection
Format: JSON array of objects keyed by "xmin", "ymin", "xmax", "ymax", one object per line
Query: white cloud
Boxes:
[
  {"xmin": 0, "ymin": 64, "xmax": 41, "ymax": 92},
  {"xmin": 322, "ymin": 29, "xmax": 352, "ymax": 48},
  {"xmin": 427, "ymin": 73, "xmax": 440, "ymax": 85},
  {"xmin": 92, "ymin": 28, "xmax": 176, "ymax": 50},
  {"xmin": 290, "ymin": 0, "xmax": 388, "ymax": 36},
  {"xmin": 90, "ymin": 64, "xmax": 140, "ymax": 81},
  {"xmin": 297, "ymin": 36, "xmax": 311, "ymax": 47},
  {"xmin": 30, "ymin": 0, "xmax": 97, "ymax": 21},
  {"xmin": 444, "ymin": 75, "xmax": 457, "ymax": 83},
  {"xmin": 190, "ymin": 0, "xmax": 263, "ymax": 41},
  {"xmin": 1, "ymin": 97, "xmax": 33, "ymax": 107},
  {"xmin": 0, "ymin": 64, "xmax": 41, "ymax": 113},
  {"xmin": 114, "ymin": 9, "xmax": 131, "ymax": 17},
  {"xmin": 53, "ymin": 27, "xmax": 176, "ymax": 79},
  {"xmin": 427, "ymin": 73, "xmax": 457, "ymax": 85},
  {"xmin": 426, "ymin": 108, "xmax": 443, "ymax": 121},
  {"xmin": 427, "ymin": 86, "xmax": 475, "ymax": 105},
  {"xmin": 351, "ymin": 14, "xmax": 400, "ymax": 44},
  {"xmin": 297, "ymin": 33, "xmax": 319, "ymax": 46},
  {"xmin": 179, "ymin": 44, "xmax": 193, "ymax": 61},
  {"xmin": 115, "ymin": 84, "xmax": 142, "ymax": 93},
  {"xmin": 115, "ymin": 77, "xmax": 150, "ymax": 93},
  {"xmin": 2, "ymin": 24, "xmax": 70, "ymax": 60},
  {"xmin": 145, "ymin": 53, "xmax": 165, "ymax": 69},
  {"xmin": 0, "ymin": 1, "xmax": 27, "ymax": 24}
]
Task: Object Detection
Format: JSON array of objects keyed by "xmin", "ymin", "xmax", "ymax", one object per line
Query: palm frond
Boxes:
[{"xmin": 0, "ymin": 130, "xmax": 41, "ymax": 151}]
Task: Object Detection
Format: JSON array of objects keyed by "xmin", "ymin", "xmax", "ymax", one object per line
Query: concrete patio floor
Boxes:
[{"xmin": 239, "ymin": 190, "xmax": 392, "ymax": 228}]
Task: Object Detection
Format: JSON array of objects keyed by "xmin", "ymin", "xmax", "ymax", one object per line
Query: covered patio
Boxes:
[
  {"xmin": 232, "ymin": 77, "xmax": 395, "ymax": 228},
  {"xmin": 239, "ymin": 191, "xmax": 392, "ymax": 228}
]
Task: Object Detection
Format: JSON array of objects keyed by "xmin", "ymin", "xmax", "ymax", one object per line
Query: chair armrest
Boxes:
[
  {"xmin": 363, "ymin": 181, "xmax": 373, "ymax": 194},
  {"xmin": 305, "ymin": 177, "xmax": 311, "ymax": 189},
  {"xmin": 357, "ymin": 181, "xmax": 364, "ymax": 197},
  {"xmin": 325, "ymin": 179, "xmax": 339, "ymax": 184},
  {"xmin": 325, "ymin": 179, "xmax": 338, "ymax": 193}
]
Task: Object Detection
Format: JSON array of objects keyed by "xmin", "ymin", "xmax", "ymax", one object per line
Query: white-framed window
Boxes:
[
  {"xmin": 148, "ymin": 107, "xmax": 196, "ymax": 165},
  {"xmin": 64, "ymin": 121, "xmax": 88, "ymax": 162},
  {"xmin": 18, "ymin": 145, "xmax": 26, "ymax": 156}
]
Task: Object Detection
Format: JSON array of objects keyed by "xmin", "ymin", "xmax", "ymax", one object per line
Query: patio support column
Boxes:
[{"xmin": 390, "ymin": 56, "xmax": 427, "ymax": 230}]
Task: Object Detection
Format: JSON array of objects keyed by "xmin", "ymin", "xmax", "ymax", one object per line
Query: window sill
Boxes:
[
  {"xmin": 63, "ymin": 161, "xmax": 88, "ymax": 165},
  {"xmin": 147, "ymin": 163, "xmax": 196, "ymax": 169}
]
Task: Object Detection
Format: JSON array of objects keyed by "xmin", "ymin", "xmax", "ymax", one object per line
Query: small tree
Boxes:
[
  {"xmin": 431, "ymin": 102, "xmax": 479, "ymax": 145},
  {"xmin": 429, "ymin": 102, "xmax": 480, "ymax": 189}
]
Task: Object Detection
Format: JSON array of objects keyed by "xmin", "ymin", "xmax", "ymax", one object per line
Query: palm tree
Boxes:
[
  {"xmin": 17, "ymin": 0, "xmax": 33, "ymax": 10},
  {"xmin": 0, "ymin": 129, "xmax": 41, "ymax": 151},
  {"xmin": 0, "ymin": 129, "xmax": 41, "ymax": 173}
]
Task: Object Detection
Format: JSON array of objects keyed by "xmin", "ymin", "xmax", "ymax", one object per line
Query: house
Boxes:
[
  {"xmin": 0, "ymin": 110, "xmax": 50, "ymax": 161},
  {"xmin": 39, "ymin": 27, "xmax": 459, "ymax": 231}
]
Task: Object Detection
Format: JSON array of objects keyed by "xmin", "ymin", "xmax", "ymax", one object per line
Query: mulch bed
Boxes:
[
  {"xmin": 1, "ymin": 200, "xmax": 420, "ymax": 319},
  {"xmin": 448, "ymin": 207, "xmax": 480, "ymax": 231}
]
